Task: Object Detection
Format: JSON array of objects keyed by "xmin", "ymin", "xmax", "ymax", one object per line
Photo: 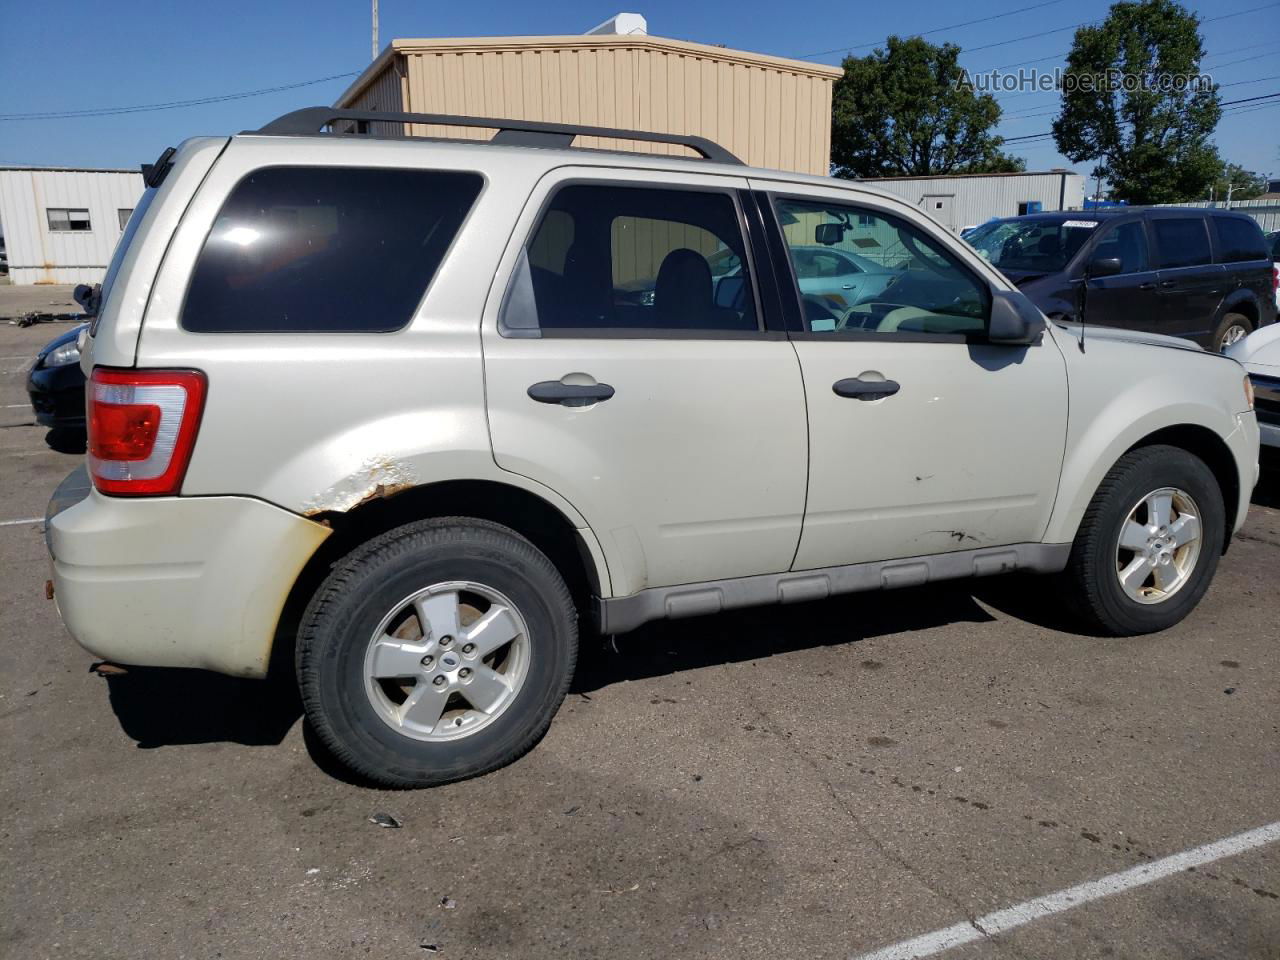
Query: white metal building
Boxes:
[
  {"xmin": 0, "ymin": 167, "xmax": 144, "ymax": 284},
  {"xmin": 857, "ymin": 171, "xmax": 1087, "ymax": 234}
]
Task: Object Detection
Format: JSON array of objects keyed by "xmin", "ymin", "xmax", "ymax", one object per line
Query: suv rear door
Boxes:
[
  {"xmin": 1149, "ymin": 212, "xmax": 1225, "ymax": 344},
  {"xmin": 753, "ymin": 181, "xmax": 1068, "ymax": 569},
  {"xmin": 482, "ymin": 167, "xmax": 809, "ymax": 598}
]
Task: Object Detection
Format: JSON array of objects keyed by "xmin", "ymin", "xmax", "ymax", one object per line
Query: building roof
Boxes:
[
  {"xmin": 859, "ymin": 170, "xmax": 1082, "ymax": 182},
  {"xmin": 0, "ymin": 165, "xmax": 140, "ymax": 175},
  {"xmin": 336, "ymin": 33, "xmax": 843, "ymax": 108}
]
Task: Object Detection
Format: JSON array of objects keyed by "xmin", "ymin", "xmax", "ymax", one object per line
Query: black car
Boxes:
[
  {"xmin": 965, "ymin": 208, "xmax": 1277, "ymax": 351},
  {"xmin": 27, "ymin": 323, "xmax": 88, "ymax": 429}
]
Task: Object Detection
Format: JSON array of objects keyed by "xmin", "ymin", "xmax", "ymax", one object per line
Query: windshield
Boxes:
[{"xmin": 966, "ymin": 217, "xmax": 1098, "ymax": 274}]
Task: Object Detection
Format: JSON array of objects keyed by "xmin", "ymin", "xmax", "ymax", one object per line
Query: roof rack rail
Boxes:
[{"xmin": 247, "ymin": 107, "xmax": 743, "ymax": 165}]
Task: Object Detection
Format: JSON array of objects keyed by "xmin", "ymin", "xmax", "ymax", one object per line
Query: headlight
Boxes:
[
  {"xmin": 1244, "ymin": 375, "xmax": 1255, "ymax": 411},
  {"xmin": 44, "ymin": 340, "xmax": 81, "ymax": 367}
]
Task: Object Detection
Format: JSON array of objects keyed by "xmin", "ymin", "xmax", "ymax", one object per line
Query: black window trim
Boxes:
[
  {"xmin": 498, "ymin": 177, "xmax": 774, "ymax": 341},
  {"xmin": 760, "ymin": 191, "xmax": 999, "ymax": 345},
  {"xmin": 179, "ymin": 163, "xmax": 488, "ymax": 336}
]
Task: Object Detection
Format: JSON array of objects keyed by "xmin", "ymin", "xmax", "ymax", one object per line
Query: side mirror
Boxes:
[
  {"xmin": 1087, "ymin": 256, "xmax": 1123, "ymax": 278},
  {"xmin": 988, "ymin": 289, "xmax": 1045, "ymax": 346}
]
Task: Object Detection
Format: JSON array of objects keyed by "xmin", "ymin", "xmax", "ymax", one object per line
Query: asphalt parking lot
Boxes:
[{"xmin": 2, "ymin": 289, "xmax": 1278, "ymax": 960}]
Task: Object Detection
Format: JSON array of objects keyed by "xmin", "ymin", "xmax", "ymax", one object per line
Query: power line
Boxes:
[
  {"xmin": 794, "ymin": 0, "xmax": 1069, "ymax": 59},
  {"xmin": 999, "ymin": 90, "xmax": 1280, "ymax": 142},
  {"xmin": 0, "ymin": 71, "xmax": 360, "ymax": 122}
]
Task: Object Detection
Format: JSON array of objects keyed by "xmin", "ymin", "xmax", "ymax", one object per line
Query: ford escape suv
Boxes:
[{"xmin": 47, "ymin": 108, "xmax": 1260, "ymax": 787}]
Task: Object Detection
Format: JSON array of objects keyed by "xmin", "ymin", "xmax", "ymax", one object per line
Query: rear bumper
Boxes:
[{"xmin": 46, "ymin": 474, "xmax": 331, "ymax": 677}]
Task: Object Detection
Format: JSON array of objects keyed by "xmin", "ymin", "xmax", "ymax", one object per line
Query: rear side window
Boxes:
[
  {"xmin": 505, "ymin": 184, "xmax": 758, "ymax": 335},
  {"xmin": 183, "ymin": 167, "xmax": 482, "ymax": 333},
  {"xmin": 1152, "ymin": 217, "xmax": 1212, "ymax": 269},
  {"xmin": 1212, "ymin": 216, "xmax": 1268, "ymax": 263}
]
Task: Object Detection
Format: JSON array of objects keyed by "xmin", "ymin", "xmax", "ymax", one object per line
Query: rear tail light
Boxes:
[{"xmin": 87, "ymin": 368, "xmax": 207, "ymax": 496}]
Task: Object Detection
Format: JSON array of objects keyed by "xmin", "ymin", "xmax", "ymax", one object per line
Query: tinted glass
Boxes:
[
  {"xmin": 1212, "ymin": 216, "xmax": 1268, "ymax": 263},
  {"xmin": 1152, "ymin": 217, "xmax": 1212, "ymax": 269},
  {"xmin": 1270, "ymin": 232, "xmax": 1280, "ymax": 259},
  {"xmin": 511, "ymin": 184, "xmax": 757, "ymax": 333},
  {"xmin": 966, "ymin": 217, "xmax": 1098, "ymax": 273},
  {"xmin": 776, "ymin": 198, "xmax": 989, "ymax": 336},
  {"xmin": 1092, "ymin": 222, "xmax": 1149, "ymax": 274},
  {"xmin": 183, "ymin": 167, "xmax": 482, "ymax": 333}
]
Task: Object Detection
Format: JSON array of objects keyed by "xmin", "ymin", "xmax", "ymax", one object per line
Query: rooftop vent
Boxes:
[{"xmin": 584, "ymin": 12, "xmax": 648, "ymax": 35}]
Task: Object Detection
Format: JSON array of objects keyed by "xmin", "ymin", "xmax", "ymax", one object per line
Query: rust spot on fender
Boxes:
[{"xmin": 302, "ymin": 458, "xmax": 417, "ymax": 516}]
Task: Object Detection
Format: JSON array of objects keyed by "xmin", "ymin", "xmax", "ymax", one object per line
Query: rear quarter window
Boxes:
[
  {"xmin": 182, "ymin": 166, "xmax": 483, "ymax": 333},
  {"xmin": 1212, "ymin": 216, "xmax": 1269, "ymax": 263}
]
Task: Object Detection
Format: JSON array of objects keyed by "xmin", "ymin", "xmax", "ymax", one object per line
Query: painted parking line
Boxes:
[
  {"xmin": 0, "ymin": 517, "xmax": 43, "ymax": 528},
  {"xmin": 850, "ymin": 821, "xmax": 1280, "ymax": 960}
]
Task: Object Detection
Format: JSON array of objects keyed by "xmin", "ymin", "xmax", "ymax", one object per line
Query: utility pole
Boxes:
[
  {"xmin": 1226, "ymin": 180, "xmax": 1236, "ymax": 210},
  {"xmin": 372, "ymin": 0, "xmax": 379, "ymax": 60}
]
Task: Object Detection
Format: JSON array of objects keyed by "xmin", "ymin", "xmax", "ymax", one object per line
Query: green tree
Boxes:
[
  {"xmin": 830, "ymin": 36, "xmax": 1025, "ymax": 178},
  {"xmin": 1210, "ymin": 163, "xmax": 1268, "ymax": 202},
  {"xmin": 1052, "ymin": 0, "xmax": 1221, "ymax": 204}
]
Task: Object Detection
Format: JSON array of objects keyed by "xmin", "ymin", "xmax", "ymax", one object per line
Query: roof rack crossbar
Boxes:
[{"xmin": 248, "ymin": 107, "xmax": 743, "ymax": 164}]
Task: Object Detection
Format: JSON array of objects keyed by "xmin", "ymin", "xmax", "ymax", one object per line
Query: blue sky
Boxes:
[{"xmin": 1, "ymin": 0, "xmax": 1277, "ymax": 183}]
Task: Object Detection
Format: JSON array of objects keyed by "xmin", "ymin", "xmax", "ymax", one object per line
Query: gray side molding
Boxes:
[{"xmin": 595, "ymin": 542, "xmax": 1072, "ymax": 634}]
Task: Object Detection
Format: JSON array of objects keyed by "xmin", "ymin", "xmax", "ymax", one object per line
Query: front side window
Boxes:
[
  {"xmin": 183, "ymin": 166, "xmax": 483, "ymax": 333},
  {"xmin": 47, "ymin": 208, "xmax": 91, "ymax": 232},
  {"xmin": 1213, "ymin": 216, "xmax": 1267, "ymax": 263},
  {"xmin": 1091, "ymin": 222, "xmax": 1149, "ymax": 274},
  {"xmin": 775, "ymin": 198, "xmax": 989, "ymax": 336},
  {"xmin": 1152, "ymin": 218, "xmax": 1212, "ymax": 269},
  {"xmin": 508, "ymin": 184, "xmax": 758, "ymax": 334}
]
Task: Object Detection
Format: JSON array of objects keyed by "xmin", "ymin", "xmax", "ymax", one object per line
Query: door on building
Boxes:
[
  {"xmin": 922, "ymin": 194, "xmax": 955, "ymax": 232},
  {"xmin": 757, "ymin": 186, "xmax": 1068, "ymax": 569},
  {"xmin": 482, "ymin": 169, "xmax": 809, "ymax": 597}
]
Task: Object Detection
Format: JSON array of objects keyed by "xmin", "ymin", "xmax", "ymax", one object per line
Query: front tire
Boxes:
[
  {"xmin": 1061, "ymin": 445, "xmax": 1225, "ymax": 636},
  {"xmin": 296, "ymin": 518, "xmax": 577, "ymax": 787}
]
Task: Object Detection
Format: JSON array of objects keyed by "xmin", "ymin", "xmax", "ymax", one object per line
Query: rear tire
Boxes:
[
  {"xmin": 296, "ymin": 517, "xmax": 577, "ymax": 788},
  {"xmin": 1060, "ymin": 445, "xmax": 1224, "ymax": 636},
  {"xmin": 1212, "ymin": 312, "xmax": 1251, "ymax": 352}
]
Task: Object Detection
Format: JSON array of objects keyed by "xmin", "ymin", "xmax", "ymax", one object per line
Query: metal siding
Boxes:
[
  {"xmin": 346, "ymin": 37, "xmax": 839, "ymax": 175},
  {"xmin": 858, "ymin": 173, "xmax": 1087, "ymax": 233},
  {"xmin": 0, "ymin": 169, "xmax": 143, "ymax": 284}
]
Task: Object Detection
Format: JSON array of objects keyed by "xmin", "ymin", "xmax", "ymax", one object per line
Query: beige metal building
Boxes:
[{"xmin": 334, "ymin": 33, "xmax": 842, "ymax": 175}]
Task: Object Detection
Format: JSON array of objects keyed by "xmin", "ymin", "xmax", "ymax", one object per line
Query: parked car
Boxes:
[
  {"xmin": 1267, "ymin": 230, "xmax": 1280, "ymax": 312},
  {"xmin": 1227, "ymin": 322, "xmax": 1280, "ymax": 450},
  {"xmin": 27, "ymin": 323, "xmax": 88, "ymax": 429},
  {"xmin": 45, "ymin": 109, "xmax": 1260, "ymax": 787},
  {"xmin": 965, "ymin": 209, "xmax": 1277, "ymax": 351}
]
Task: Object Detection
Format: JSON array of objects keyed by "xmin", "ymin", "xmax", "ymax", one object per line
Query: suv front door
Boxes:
[
  {"xmin": 1078, "ymin": 218, "xmax": 1159, "ymax": 334},
  {"xmin": 482, "ymin": 169, "xmax": 809, "ymax": 598},
  {"xmin": 757, "ymin": 185, "xmax": 1069, "ymax": 569}
]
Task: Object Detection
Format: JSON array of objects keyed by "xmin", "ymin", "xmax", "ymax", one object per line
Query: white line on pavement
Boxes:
[
  {"xmin": 0, "ymin": 356, "xmax": 34, "ymax": 361},
  {"xmin": 850, "ymin": 821, "xmax": 1280, "ymax": 960},
  {"xmin": 0, "ymin": 517, "xmax": 43, "ymax": 528}
]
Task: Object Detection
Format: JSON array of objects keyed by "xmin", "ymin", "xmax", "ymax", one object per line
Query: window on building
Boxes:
[
  {"xmin": 1212, "ymin": 216, "xmax": 1268, "ymax": 263},
  {"xmin": 117, "ymin": 208, "xmax": 134, "ymax": 231},
  {"xmin": 774, "ymin": 198, "xmax": 989, "ymax": 336},
  {"xmin": 505, "ymin": 184, "xmax": 758, "ymax": 334},
  {"xmin": 182, "ymin": 166, "xmax": 483, "ymax": 333},
  {"xmin": 1152, "ymin": 217, "xmax": 1212, "ymax": 269},
  {"xmin": 47, "ymin": 208, "xmax": 91, "ymax": 232}
]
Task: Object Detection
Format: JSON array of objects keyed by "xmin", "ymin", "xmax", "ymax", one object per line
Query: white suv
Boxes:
[{"xmin": 47, "ymin": 108, "xmax": 1260, "ymax": 787}]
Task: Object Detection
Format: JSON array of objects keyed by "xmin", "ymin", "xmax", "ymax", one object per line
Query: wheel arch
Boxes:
[
  {"xmin": 1125, "ymin": 425, "xmax": 1240, "ymax": 550},
  {"xmin": 269, "ymin": 479, "xmax": 610, "ymax": 679}
]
